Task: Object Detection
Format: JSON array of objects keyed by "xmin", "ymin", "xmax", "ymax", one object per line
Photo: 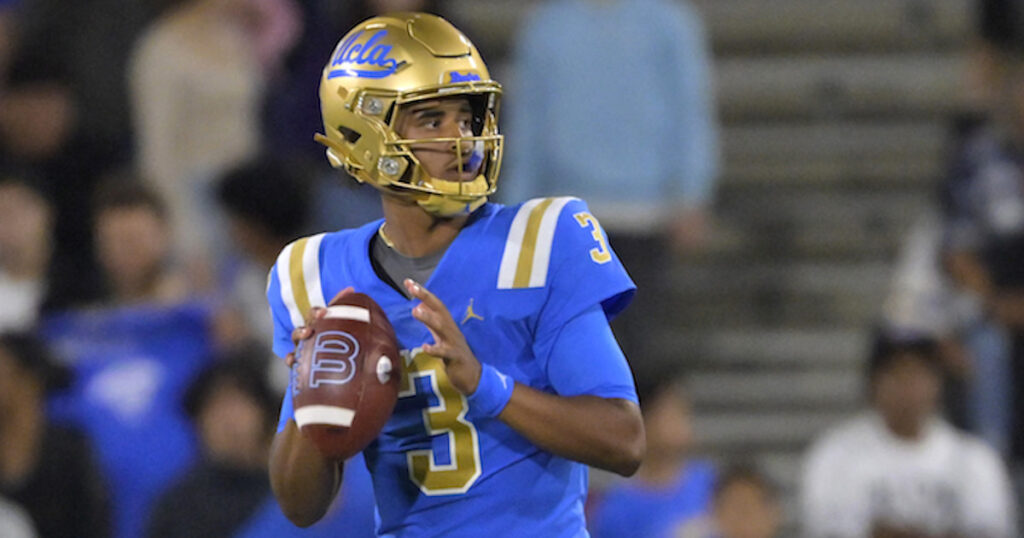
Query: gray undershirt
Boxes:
[{"xmin": 371, "ymin": 233, "xmax": 446, "ymax": 298}]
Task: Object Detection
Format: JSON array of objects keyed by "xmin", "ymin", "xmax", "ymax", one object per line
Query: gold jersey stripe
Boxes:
[
  {"xmin": 512, "ymin": 198, "xmax": 555, "ymax": 288},
  {"xmin": 527, "ymin": 197, "xmax": 574, "ymax": 287}
]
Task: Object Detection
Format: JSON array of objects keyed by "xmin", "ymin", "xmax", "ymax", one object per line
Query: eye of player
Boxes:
[{"xmin": 408, "ymin": 102, "xmax": 474, "ymax": 136}]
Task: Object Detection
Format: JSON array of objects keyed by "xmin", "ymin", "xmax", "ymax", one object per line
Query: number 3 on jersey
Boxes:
[
  {"xmin": 398, "ymin": 348, "xmax": 482, "ymax": 495},
  {"xmin": 574, "ymin": 212, "xmax": 612, "ymax": 264}
]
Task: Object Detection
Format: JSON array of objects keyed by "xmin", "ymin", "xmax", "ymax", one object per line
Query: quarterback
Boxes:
[{"xmin": 267, "ymin": 12, "xmax": 645, "ymax": 537}]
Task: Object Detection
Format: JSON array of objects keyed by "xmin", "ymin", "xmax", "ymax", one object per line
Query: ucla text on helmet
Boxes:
[{"xmin": 328, "ymin": 30, "xmax": 408, "ymax": 80}]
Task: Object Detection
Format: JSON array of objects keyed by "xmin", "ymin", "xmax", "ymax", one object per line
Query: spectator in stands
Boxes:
[
  {"xmin": 0, "ymin": 331, "xmax": 110, "ymax": 538},
  {"xmin": 0, "ymin": 495, "xmax": 36, "ymax": 538},
  {"xmin": 0, "ymin": 0, "xmax": 160, "ymax": 309},
  {"xmin": 215, "ymin": 156, "xmax": 313, "ymax": 346},
  {"xmin": 91, "ymin": 177, "xmax": 188, "ymax": 306},
  {"xmin": 0, "ymin": 0, "xmax": 19, "ymax": 80},
  {"xmin": 589, "ymin": 373, "xmax": 715, "ymax": 538},
  {"xmin": 41, "ymin": 180, "xmax": 222, "ymax": 538},
  {"xmin": 708, "ymin": 465, "xmax": 781, "ymax": 538},
  {"xmin": 800, "ymin": 332, "xmax": 1015, "ymax": 538},
  {"xmin": 943, "ymin": 0, "xmax": 1024, "ymax": 504},
  {"xmin": 146, "ymin": 355, "xmax": 278, "ymax": 537},
  {"xmin": 11, "ymin": 0, "xmax": 160, "ymax": 155},
  {"xmin": 129, "ymin": 0, "xmax": 302, "ymax": 287},
  {"xmin": 148, "ymin": 353, "xmax": 376, "ymax": 537},
  {"xmin": 677, "ymin": 464, "xmax": 782, "ymax": 538},
  {"xmin": 504, "ymin": 0, "xmax": 719, "ymax": 361},
  {"xmin": 883, "ymin": 211, "xmax": 1010, "ymax": 453},
  {"xmin": 0, "ymin": 176, "xmax": 51, "ymax": 331}
]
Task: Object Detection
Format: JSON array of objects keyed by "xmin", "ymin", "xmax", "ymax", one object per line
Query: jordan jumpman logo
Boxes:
[{"xmin": 461, "ymin": 298, "xmax": 485, "ymax": 325}]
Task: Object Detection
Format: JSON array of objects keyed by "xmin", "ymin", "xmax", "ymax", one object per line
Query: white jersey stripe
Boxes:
[
  {"xmin": 497, "ymin": 198, "xmax": 544, "ymax": 289},
  {"xmin": 529, "ymin": 197, "xmax": 575, "ymax": 288},
  {"xmin": 303, "ymin": 233, "xmax": 327, "ymax": 309},
  {"xmin": 276, "ymin": 242, "xmax": 304, "ymax": 328}
]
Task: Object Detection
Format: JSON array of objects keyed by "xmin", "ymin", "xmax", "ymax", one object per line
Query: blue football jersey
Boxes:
[
  {"xmin": 267, "ymin": 198, "xmax": 637, "ymax": 537},
  {"xmin": 42, "ymin": 301, "xmax": 216, "ymax": 538}
]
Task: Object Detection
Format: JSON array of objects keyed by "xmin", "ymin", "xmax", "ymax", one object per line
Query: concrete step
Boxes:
[
  {"xmin": 687, "ymin": 368, "xmax": 864, "ymax": 410},
  {"xmin": 675, "ymin": 220, "xmax": 906, "ymax": 267},
  {"xmin": 670, "ymin": 261, "xmax": 892, "ymax": 297},
  {"xmin": 659, "ymin": 261, "xmax": 892, "ymax": 328},
  {"xmin": 694, "ymin": 0, "xmax": 971, "ymax": 54},
  {"xmin": 721, "ymin": 156, "xmax": 943, "ymax": 188},
  {"xmin": 692, "ymin": 409, "xmax": 851, "ymax": 450},
  {"xmin": 722, "ymin": 120, "xmax": 947, "ymax": 167},
  {"xmin": 717, "ymin": 52, "xmax": 967, "ymax": 121},
  {"xmin": 687, "ymin": 213, "xmax": 912, "ymax": 264},
  {"xmin": 718, "ymin": 188, "xmax": 930, "ymax": 228},
  {"xmin": 657, "ymin": 327, "xmax": 870, "ymax": 368},
  {"xmin": 664, "ymin": 292, "xmax": 884, "ymax": 330}
]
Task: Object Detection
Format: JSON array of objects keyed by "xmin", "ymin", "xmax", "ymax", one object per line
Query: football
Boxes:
[{"xmin": 292, "ymin": 290, "xmax": 401, "ymax": 460}]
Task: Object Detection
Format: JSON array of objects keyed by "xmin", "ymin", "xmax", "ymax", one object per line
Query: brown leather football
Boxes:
[{"xmin": 293, "ymin": 290, "xmax": 401, "ymax": 460}]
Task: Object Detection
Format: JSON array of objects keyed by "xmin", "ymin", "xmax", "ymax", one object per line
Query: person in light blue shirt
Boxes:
[
  {"xmin": 504, "ymin": 0, "xmax": 719, "ymax": 359},
  {"xmin": 504, "ymin": 0, "xmax": 718, "ymax": 226}
]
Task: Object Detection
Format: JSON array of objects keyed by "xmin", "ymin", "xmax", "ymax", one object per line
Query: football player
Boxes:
[{"xmin": 268, "ymin": 12, "xmax": 644, "ymax": 536}]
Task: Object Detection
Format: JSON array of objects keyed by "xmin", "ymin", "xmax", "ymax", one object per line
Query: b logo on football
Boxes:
[{"xmin": 309, "ymin": 331, "xmax": 360, "ymax": 388}]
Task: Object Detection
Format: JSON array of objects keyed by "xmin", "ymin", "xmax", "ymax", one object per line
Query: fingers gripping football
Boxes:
[
  {"xmin": 285, "ymin": 288, "xmax": 354, "ymax": 367},
  {"xmin": 404, "ymin": 279, "xmax": 482, "ymax": 395}
]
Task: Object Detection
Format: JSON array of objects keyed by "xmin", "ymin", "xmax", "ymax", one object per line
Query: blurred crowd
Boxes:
[{"xmin": 0, "ymin": 0, "xmax": 1022, "ymax": 537}]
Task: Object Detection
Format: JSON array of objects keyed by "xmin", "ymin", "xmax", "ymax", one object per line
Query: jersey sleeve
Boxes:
[
  {"xmin": 545, "ymin": 304, "xmax": 637, "ymax": 401},
  {"xmin": 266, "ymin": 233, "xmax": 330, "ymax": 359},
  {"xmin": 508, "ymin": 198, "xmax": 636, "ymax": 396},
  {"xmin": 538, "ymin": 197, "xmax": 635, "ymax": 322}
]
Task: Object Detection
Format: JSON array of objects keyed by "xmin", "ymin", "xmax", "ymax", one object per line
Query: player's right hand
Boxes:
[{"xmin": 284, "ymin": 287, "xmax": 354, "ymax": 367}]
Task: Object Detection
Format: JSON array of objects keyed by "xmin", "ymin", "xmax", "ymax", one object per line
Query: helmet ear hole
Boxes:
[{"xmin": 338, "ymin": 126, "xmax": 362, "ymax": 144}]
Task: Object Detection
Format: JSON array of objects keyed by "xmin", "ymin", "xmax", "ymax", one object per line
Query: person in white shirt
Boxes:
[
  {"xmin": 0, "ymin": 178, "xmax": 51, "ymax": 331},
  {"xmin": 800, "ymin": 333, "xmax": 1016, "ymax": 538},
  {"xmin": 0, "ymin": 496, "xmax": 35, "ymax": 538}
]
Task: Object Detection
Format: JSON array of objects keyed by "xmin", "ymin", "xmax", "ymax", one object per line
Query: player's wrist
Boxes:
[{"xmin": 466, "ymin": 363, "xmax": 513, "ymax": 419}]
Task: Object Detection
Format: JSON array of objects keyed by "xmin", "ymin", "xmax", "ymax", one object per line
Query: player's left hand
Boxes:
[{"xmin": 404, "ymin": 279, "xmax": 482, "ymax": 395}]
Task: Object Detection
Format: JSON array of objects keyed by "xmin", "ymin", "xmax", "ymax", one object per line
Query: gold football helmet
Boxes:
[{"xmin": 314, "ymin": 12, "xmax": 503, "ymax": 217}]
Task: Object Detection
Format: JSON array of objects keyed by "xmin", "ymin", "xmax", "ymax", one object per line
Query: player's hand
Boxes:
[
  {"xmin": 283, "ymin": 287, "xmax": 354, "ymax": 367},
  {"xmin": 405, "ymin": 279, "xmax": 482, "ymax": 395}
]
